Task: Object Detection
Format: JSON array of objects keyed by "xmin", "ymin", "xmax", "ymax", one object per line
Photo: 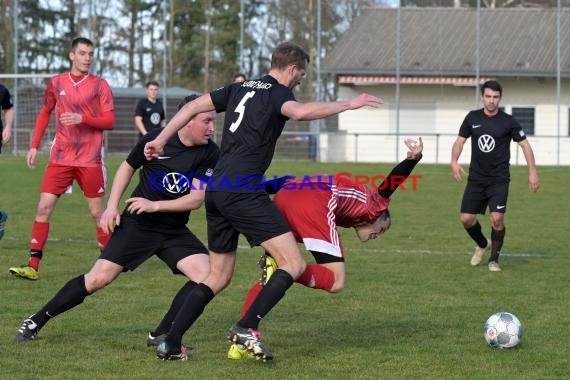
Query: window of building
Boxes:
[{"xmin": 511, "ymin": 107, "xmax": 535, "ymax": 136}]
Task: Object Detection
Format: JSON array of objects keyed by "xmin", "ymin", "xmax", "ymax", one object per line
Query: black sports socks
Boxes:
[
  {"xmin": 466, "ymin": 221, "xmax": 488, "ymax": 248},
  {"xmin": 164, "ymin": 283, "xmax": 215, "ymax": 348},
  {"xmin": 238, "ymin": 269, "xmax": 294, "ymax": 330},
  {"xmin": 489, "ymin": 227, "xmax": 505, "ymax": 262},
  {"xmin": 32, "ymin": 275, "xmax": 89, "ymax": 329},
  {"xmin": 152, "ymin": 280, "xmax": 196, "ymax": 336}
]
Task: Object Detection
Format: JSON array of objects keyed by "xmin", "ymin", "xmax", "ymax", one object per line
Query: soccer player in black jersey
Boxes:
[
  {"xmin": 144, "ymin": 41, "xmax": 383, "ymax": 361},
  {"xmin": 451, "ymin": 80, "xmax": 539, "ymax": 272},
  {"xmin": 134, "ymin": 80, "xmax": 166, "ymax": 138},
  {"xmin": 15, "ymin": 96, "xmax": 219, "ymax": 345}
]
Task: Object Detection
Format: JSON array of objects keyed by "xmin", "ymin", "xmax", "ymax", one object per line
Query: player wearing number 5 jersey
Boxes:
[
  {"xmin": 9, "ymin": 37, "xmax": 115, "ymax": 281},
  {"xmin": 144, "ymin": 41, "xmax": 383, "ymax": 361}
]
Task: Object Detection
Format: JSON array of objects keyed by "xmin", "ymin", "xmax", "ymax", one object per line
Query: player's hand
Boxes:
[
  {"xmin": 528, "ymin": 172, "xmax": 540, "ymax": 192},
  {"xmin": 349, "ymin": 93, "xmax": 384, "ymax": 109},
  {"xmin": 404, "ymin": 137, "xmax": 423, "ymax": 160},
  {"xmin": 60, "ymin": 112, "xmax": 82, "ymax": 125},
  {"xmin": 144, "ymin": 140, "xmax": 164, "ymax": 160},
  {"xmin": 2, "ymin": 128, "xmax": 11, "ymax": 144},
  {"xmin": 126, "ymin": 197, "xmax": 158, "ymax": 214},
  {"xmin": 99, "ymin": 207, "xmax": 121, "ymax": 234},
  {"xmin": 26, "ymin": 148, "xmax": 38, "ymax": 169},
  {"xmin": 451, "ymin": 161, "xmax": 465, "ymax": 183}
]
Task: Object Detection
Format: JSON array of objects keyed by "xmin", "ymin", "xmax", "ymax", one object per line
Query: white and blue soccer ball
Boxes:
[{"xmin": 483, "ymin": 312, "xmax": 523, "ymax": 348}]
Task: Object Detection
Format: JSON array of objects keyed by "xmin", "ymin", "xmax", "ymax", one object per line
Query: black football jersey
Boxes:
[
  {"xmin": 134, "ymin": 98, "xmax": 165, "ymax": 133},
  {"xmin": 125, "ymin": 128, "xmax": 219, "ymax": 226},
  {"xmin": 0, "ymin": 84, "xmax": 13, "ymax": 131},
  {"xmin": 208, "ymin": 75, "xmax": 296, "ymax": 192},
  {"xmin": 458, "ymin": 109, "xmax": 526, "ymax": 180}
]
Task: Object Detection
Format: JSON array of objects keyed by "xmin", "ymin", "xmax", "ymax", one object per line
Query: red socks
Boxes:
[
  {"xmin": 296, "ymin": 264, "xmax": 335, "ymax": 292},
  {"xmin": 28, "ymin": 221, "xmax": 49, "ymax": 270},
  {"xmin": 240, "ymin": 283, "xmax": 262, "ymax": 318},
  {"xmin": 240, "ymin": 264, "xmax": 336, "ymax": 317},
  {"xmin": 30, "ymin": 221, "xmax": 49, "ymax": 251},
  {"xmin": 96, "ymin": 226, "xmax": 110, "ymax": 252}
]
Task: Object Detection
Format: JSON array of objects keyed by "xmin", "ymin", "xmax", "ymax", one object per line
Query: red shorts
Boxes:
[
  {"xmin": 40, "ymin": 164, "xmax": 107, "ymax": 198},
  {"xmin": 273, "ymin": 186, "xmax": 343, "ymax": 259}
]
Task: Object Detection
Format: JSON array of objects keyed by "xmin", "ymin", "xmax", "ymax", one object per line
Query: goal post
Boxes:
[{"xmin": 0, "ymin": 73, "xmax": 55, "ymax": 155}]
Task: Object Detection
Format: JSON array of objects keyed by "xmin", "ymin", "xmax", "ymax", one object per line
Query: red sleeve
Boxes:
[
  {"xmin": 82, "ymin": 110, "xmax": 115, "ymax": 130},
  {"xmin": 31, "ymin": 107, "xmax": 52, "ymax": 149}
]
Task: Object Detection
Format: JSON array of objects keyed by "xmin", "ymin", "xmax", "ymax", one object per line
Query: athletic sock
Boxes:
[
  {"xmin": 489, "ymin": 227, "xmax": 505, "ymax": 262},
  {"xmin": 29, "ymin": 252, "xmax": 42, "ymax": 271},
  {"xmin": 152, "ymin": 280, "xmax": 196, "ymax": 336},
  {"xmin": 465, "ymin": 221, "xmax": 488, "ymax": 248},
  {"xmin": 96, "ymin": 226, "xmax": 110, "ymax": 252},
  {"xmin": 29, "ymin": 221, "xmax": 49, "ymax": 270},
  {"xmin": 238, "ymin": 269, "xmax": 294, "ymax": 330},
  {"xmin": 164, "ymin": 283, "xmax": 215, "ymax": 349},
  {"xmin": 31, "ymin": 275, "xmax": 89, "ymax": 330},
  {"xmin": 296, "ymin": 264, "xmax": 335, "ymax": 292}
]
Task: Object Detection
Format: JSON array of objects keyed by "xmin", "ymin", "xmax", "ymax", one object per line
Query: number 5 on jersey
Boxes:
[{"xmin": 229, "ymin": 91, "xmax": 255, "ymax": 132}]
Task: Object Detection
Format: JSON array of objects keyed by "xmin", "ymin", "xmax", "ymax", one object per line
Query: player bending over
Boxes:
[{"xmin": 228, "ymin": 138, "xmax": 423, "ymax": 359}]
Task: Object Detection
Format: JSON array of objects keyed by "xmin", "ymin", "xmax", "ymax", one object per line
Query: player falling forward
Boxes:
[{"xmin": 228, "ymin": 138, "xmax": 423, "ymax": 359}]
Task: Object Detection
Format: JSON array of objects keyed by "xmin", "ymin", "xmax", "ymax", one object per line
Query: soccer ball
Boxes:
[{"xmin": 483, "ymin": 312, "xmax": 523, "ymax": 348}]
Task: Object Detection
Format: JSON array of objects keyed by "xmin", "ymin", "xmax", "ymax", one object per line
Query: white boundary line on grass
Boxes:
[
  {"xmin": 1, "ymin": 237, "xmax": 545, "ymax": 257},
  {"xmin": 345, "ymin": 247, "xmax": 545, "ymax": 257}
]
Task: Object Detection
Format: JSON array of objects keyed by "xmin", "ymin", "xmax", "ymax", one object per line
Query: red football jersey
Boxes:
[
  {"xmin": 332, "ymin": 183, "xmax": 390, "ymax": 228},
  {"xmin": 283, "ymin": 175, "xmax": 390, "ymax": 227},
  {"xmin": 44, "ymin": 73, "xmax": 114, "ymax": 167},
  {"xmin": 274, "ymin": 176, "xmax": 390, "ymax": 258}
]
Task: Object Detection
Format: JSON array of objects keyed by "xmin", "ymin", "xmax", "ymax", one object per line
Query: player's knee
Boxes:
[
  {"xmin": 84, "ymin": 273, "xmax": 114, "ymax": 293},
  {"xmin": 289, "ymin": 259, "xmax": 307, "ymax": 280},
  {"xmin": 206, "ymin": 270, "xmax": 233, "ymax": 295},
  {"xmin": 36, "ymin": 204, "xmax": 54, "ymax": 219},
  {"xmin": 490, "ymin": 218, "xmax": 504, "ymax": 230},
  {"xmin": 460, "ymin": 213, "xmax": 475, "ymax": 227},
  {"xmin": 328, "ymin": 282, "xmax": 345, "ymax": 293}
]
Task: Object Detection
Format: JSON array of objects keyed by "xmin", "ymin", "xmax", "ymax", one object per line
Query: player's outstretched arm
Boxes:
[
  {"xmin": 144, "ymin": 94, "xmax": 215, "ymax": 160},
  {"xmin": 281, "ymin": 93, "xmax": 383, "ymax": 121},
  {"xmin": 377, "ymin": 137, "xmax": 423, "ymax": 199}
]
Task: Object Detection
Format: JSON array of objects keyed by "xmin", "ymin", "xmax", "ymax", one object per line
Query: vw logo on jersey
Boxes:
[
  {"xmin": 150, "ymin": 113, "xmax": 161, "ymax": 125},
  {"xmin": 163, "ymin": 172, "xmax": 190, "ymax": 194},
  {"xmin": 477, "ymin": 134, "xmax": 495, "ymax": 153}
]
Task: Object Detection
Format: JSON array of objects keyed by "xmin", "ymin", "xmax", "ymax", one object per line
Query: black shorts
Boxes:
[
  {"xmin": 205, "ymin": 191, "xmax": 290, "ymax": 253},
  {"xmin": 100, "ymin": 215, "xmax": 207, "ymax": 274},
  {"xmin": 461, "ymin": 179, "xmax": 509, "ymax": 214}
]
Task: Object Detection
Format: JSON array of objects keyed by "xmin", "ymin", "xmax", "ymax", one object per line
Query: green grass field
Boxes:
[{"xmin": 0, "ymin": 154, "xmax": 569, "ymax": 379}]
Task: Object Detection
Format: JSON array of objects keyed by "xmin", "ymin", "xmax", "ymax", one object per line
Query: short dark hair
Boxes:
[
  {"xmin": 177, "ymin": 94, "xmax": 200, "ymax": 111},
  {"xmin": 379, "ymin": 208, "xmax": 391, "ymax": 231},
  {"xmin": 71, "ymin": 37, "xmax": 94, "ymax": 51},
  {"xmin": 146, "ymin": 80, "xmax": 160, "ymax": 88},
  {"xmin": 481, "ymin": 80, "xmax": 502, "ymax": 96},
  {"xmin": 271, "ymin": 42, "xmax": 310, "ymax": 70},
  {"xmin": 233, "ymin": 73, "xmax": 246, "ymax": 83}
]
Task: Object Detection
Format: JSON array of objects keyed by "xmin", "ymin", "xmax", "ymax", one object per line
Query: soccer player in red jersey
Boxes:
[
  {"xmin": 9, "ymin": 37, "xmax": 115, "ymax": 280},
  {"xmin": 227, "ymin": 138, "xmax": 423, "ymax": 358}
]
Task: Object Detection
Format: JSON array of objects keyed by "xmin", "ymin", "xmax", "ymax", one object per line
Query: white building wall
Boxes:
[{"xmin": 330, "ymin": 79, "xmax": 570, "ymax": 165}]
